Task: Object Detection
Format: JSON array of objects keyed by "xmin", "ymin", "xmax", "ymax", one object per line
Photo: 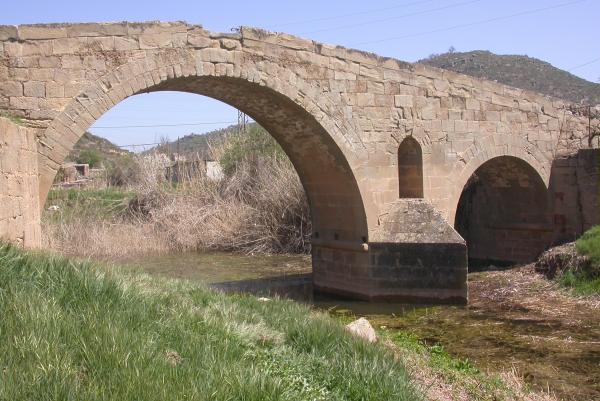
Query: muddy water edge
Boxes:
[{"xmin": 115, "ymin": 252, "xmax": 600, "ymax": 401}]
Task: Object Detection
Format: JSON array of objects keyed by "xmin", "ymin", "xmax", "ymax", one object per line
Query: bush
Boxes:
[
  {"xmin": 219, "ymin": 125, "xmax": 287, "ymax": 175},
  {"xmin": 106, "ymin": 155, "xmax": 141, "ymax": 187},
  {"xmin": 76, "ymin": 149, "xmax": 102, "ymax": 168}
]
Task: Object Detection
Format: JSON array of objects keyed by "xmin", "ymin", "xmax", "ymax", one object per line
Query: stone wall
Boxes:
[
  {"xmin": 0, "ymin": 22, "xmax": 592, "ymax": 230},
  {"xmin": 551, "ymin": 149, "xmax": 600, "ymax": 244},
  {"xmin": 0, "ymin": 117, "xmax": 41, "ymax": 248}
]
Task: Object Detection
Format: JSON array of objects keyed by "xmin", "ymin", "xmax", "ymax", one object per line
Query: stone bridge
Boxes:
[{"xmin": 0, "ymin": 22, "xmax": 597, "ymax": 303}]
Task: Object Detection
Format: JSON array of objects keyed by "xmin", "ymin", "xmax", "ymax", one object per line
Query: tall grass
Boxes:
[
  {"xmin": 0, "ymin": 244, "xmax": 420, "ymax": 401},
  {"xmin": 140, "ymin": 157, "xmax": 310, "ymax": 254}
]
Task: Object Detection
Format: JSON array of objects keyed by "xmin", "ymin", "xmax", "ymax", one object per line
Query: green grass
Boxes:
[
  {"xmin": 44, "ymin": 188, "xmax": 134, "ymax": 222},
  {"xmin": 559, "ymin": 270, "xmax": 600, "ymax": 296},
  {"xmin": 559, "ymin": 225, "xmax": 600, "ymax": 296},
  {"xmin": 576, "ymin": 225, "xmax": 600, "ymax": 267},
  {"xmin": 0, "ymin": 244, "xmax": 420, "ymax": 401},
  {"xmin": 0, "ymin": 111, "xmax": 25, "ymax": 126}
]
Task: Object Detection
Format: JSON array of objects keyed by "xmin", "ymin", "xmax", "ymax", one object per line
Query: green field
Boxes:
[{"xmin": 0, "ymin": 244, "xmax": 420, "ymax": 401}]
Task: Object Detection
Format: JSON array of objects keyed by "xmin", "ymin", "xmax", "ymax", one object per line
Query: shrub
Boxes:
[
  {"xmin": 219, "ymin": 125, "xmax": 287, "ymax": 175},
  {"xmin": 76, "ymin": 149, "xmax": 102, "ymax": 167}
]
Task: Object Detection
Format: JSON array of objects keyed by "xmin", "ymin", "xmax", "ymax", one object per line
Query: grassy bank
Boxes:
[
  {"xmin": 0, "ymin": 244, "xmax": 419, "ymax": 401},
  {"xmin": 565, "ymin": 225, "xmax": 600, "ymax": 295}
]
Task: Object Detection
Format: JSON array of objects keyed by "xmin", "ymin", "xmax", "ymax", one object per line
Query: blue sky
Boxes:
[{"xmin": 3, "ymin": 0, "xmax": 599, "ymax": 148}]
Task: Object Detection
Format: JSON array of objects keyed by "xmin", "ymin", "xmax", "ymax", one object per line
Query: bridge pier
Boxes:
[{"xmin": 313, "ymin": 200, "xmax": 468, "ymax": 304}]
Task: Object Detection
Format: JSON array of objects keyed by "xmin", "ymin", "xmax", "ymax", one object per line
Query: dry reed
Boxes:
[{"xmin": 42, "ymin": 150, "xmax": 311, "ymax": 258}]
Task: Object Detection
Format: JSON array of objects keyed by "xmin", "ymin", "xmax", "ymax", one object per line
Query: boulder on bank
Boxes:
[{"xmin": 345, "ymin": 317, "xmax": 378, "ymax": 343}]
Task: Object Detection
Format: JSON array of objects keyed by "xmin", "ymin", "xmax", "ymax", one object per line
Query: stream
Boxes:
[{"xmin": 117, "ymin": 251, "xmax": 600, "ymax": 401}]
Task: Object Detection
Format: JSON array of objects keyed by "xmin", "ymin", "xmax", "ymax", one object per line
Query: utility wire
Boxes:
[
  {"xmin": 91, "ymin": 121, "xmax": 238, "ymax": 129},
  {"xmin": 118, "ymin": 142, "xmax": 163, "ymax": 148},
  {"xmin": 267, "ymin": 0, "xmax": 438, "ymax": 29},
  {"xmin": 89, "ymin": 1, "xmax": 590, "ymax": 136},
  {"xmin": 568, "ymin": 56, "xmax": 600, "ymax": 71},
  {"xmin": 300, "ymin": 0, "xmax": 485, "ymax": 35},
  {"xmin": 353, "ymin": 0, "xmax": 588, "ymax": 45}
]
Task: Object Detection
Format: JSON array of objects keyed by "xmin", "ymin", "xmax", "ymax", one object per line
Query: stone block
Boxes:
[
  {"xmin": 485, "ymin": 110, "xmax": 501, "ymax": 121},
  {"xmin": 0, "ymin": 25, "xmax": 18, "ymax": 40},
  {"xmin": 39, "ymin": 56, "xmax": 61, "ymax": 68},
  {"xmin": 198, "ymin": 48, "xmax": 233, "ymax": 63},
  {"xmin": 45, "ymin": 82, "xmax": 64, "ymax": 98},
  {"xmin": 0, "ymin": 81, "xmax": 23, "ymax": 97},
  {"xmin": 114, "ymin": 36, "xmax": 139, "ymax": 51},
  {"xmin": 220, "ymin": 38, "xmax": 240, "ymax": 50},
  {"xmin": 19, "ymin": 25, "xmax": 67, "ymax": 40},
  {"xmin": 466, "ymin": 97, "xmax": 480, "ymax": 110},
  {"xmin": 188, "ymin": 33, "xmax": 212, "ymax": 48},
  {"xmin": 52, "ymin": 38, "xmax": 83, "ymax": 54},
  {"xmin": 67, "ymin": 23, "xmax": 128, "ymax": 37},
  {"xmin": 394, "ymin": 94, "xmax": 413, "ymax": 108},
  {"xmin": 23, "ymin": 81, "xmax": 45, "ymax": 97}
]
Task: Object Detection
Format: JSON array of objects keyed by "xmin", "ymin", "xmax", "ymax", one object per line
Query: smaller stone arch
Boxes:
[
  {"xmin": 397, "ymin": 136, "xmax": 423, "ymax": 198},
  {"xmin": 454, "ymin": 155, "xmax": 552, "ymax": 264},
  {"xmin": 447, "ymin": 134, "xmax": 551, "ymax": 225}
]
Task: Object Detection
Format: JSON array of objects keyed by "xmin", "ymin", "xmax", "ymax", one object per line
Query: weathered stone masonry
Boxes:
[
  {"xmin": 0, "ymin": 117, "xmax": 41, "ymax": 248},
  {"xmin": 0, "ymin": 21, "xmax": 596, "ymax": 303}
]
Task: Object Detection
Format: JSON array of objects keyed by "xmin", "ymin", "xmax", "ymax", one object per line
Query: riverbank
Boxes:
[
  {"xmin": 2, "ymin": 245, "xmax": 580, "ymax": 401},
  {"xmin": 356, "ymin": 264, "xmax": 600, "ymax": 401},
  {"xmin": 0, "ymin": 244, "xmax": 417, "ymax": 401}
]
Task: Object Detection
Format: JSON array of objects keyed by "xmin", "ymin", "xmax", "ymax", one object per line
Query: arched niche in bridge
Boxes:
[
  {"xmin": 397, "ymin": 136, "xmax": 423, "ymax": 198},
  {"xmin": 40, "ymin": 74, "xmax": 369, "ymax": 246},
  {"xmin": 454, "ymin": 155, "xmax": 552, "ymax": 266}
]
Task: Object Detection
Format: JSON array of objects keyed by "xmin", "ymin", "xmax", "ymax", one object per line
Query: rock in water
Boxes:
[{"xmin": 345, "ymin": 317, "xmax": 377, "ymax": 343}]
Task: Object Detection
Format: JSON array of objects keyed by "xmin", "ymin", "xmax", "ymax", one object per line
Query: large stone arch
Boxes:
[
  {"xmin": 38, "ymin": 49, "xmax": 369, "ymax": 245},
  {"xmin": 446, "ymin": 134, "xmax": 551, "ymax": 226}
]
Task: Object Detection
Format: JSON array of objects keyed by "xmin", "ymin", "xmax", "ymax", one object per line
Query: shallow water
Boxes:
[{"xmin": 118, "ymin": 252, "xmax": 600, "ymax": 401}]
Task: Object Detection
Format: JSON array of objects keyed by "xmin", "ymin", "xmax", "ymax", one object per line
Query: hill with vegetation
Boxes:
[
  {"xmin": 66, "ymin": 131, "xmax": 131, "ymax": 167},
  {"xmin": 62, "ymin": 132, "xmax": 138, "ymax": 186},
  {"xmin": 419, "ymin": 50, "xmax": 600, "ymax": 105},
  {"xmin": 144, "ymin": 124, "xmax": 245, "ymax": 159}
]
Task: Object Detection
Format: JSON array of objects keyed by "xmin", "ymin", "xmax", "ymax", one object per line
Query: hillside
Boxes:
[
  {"xmin": 67, "ymin": 131, "xmax": 131, "ymax": 166},
  {"xmin": 145, "ymin": 124, "xmax": 246, "ymax": 159},
  {"xmin": 419, "ymin": 50, "xmax": 600, "ymax": 106}
]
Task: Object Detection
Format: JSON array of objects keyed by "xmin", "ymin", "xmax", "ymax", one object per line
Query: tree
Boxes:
[
  {"xmin": 76, "ymin": 149, "xmax": 102, "ymax": 168},
  {"xmin": 219, "ymin": 124, "xmax": 287, "ymax": 175}
]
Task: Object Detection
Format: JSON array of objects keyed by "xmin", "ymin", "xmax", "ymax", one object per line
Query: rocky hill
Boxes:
[{"xmin": 419, "ymin": 50, "xmax": 600, "ymax": 106}]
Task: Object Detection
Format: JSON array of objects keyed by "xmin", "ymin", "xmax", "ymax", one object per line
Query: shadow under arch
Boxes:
[
  {"xmin": 39, "ymin": 74, "xmax": 369, "ymax": 247},
  {"xmin": 454, "ymin": 155, "xmax": 552, "ymax": 265}
]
